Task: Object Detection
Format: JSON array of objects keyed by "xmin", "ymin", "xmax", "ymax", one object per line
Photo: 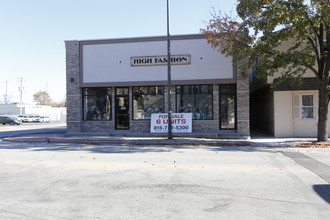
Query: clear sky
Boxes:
[{"xmin": 0, "ymin": 0, "xmax": 237, "ymax": 104}]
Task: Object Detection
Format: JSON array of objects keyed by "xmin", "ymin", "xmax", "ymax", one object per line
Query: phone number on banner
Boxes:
[{"xmin": 153, "ymin": 125, "xmax": 190, "ymax": 132}]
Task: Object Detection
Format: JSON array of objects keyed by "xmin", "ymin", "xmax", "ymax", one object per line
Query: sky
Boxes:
[{"xmin": 0, "ymin": 0, "xmax": 237, "ymax": 105}]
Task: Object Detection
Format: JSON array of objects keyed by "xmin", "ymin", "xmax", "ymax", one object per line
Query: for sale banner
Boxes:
[{"xmin": 150, "ymin": 113, "xmax": 192, "ymax": 133}]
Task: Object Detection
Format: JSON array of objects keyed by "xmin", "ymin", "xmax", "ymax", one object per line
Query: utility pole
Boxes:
[
  {"xmin": 4, "ymin": 81, "xmax": 8, "ymax": 104},
  {"xmin": 18, "ymin": 77, "xmax": 24, "ymax": 115},
  {"xmin": 167, "ymin": 0, "xmax": 173, "ymax": 139},
  {"xmin": 44, "ymin": 82, "xmax": 48, "ymax": 105}
]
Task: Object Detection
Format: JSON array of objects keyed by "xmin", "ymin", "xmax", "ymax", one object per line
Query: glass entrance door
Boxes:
[
  {"xmin": 115, "ymin": 88, "xmax": 129, "ymax": 130},
  {"xmin": 219, "ymin": 85, "xmax": 236, "ymax": 129}
]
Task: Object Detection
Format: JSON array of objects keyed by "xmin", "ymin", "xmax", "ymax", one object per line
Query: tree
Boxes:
[
  {"xmin": 50, "ymin": 100, "xmax": 66, "ymax": 107},
  {"xmin": 33, "ymin": 90, "xmax": 52, "ymax": 105},
  {"xmin": 201, "ymin": 0, "xmax": 330, "ymax": 141}
]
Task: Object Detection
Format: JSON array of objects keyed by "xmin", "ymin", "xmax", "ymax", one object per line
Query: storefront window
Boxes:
[
  {"xmin": 116, "ymin": 87, "xmax": 129, "ymax": 95},
  {"xmin": 83, "ymin": 88, "xmax": 112, "ymax": 121},
  {"xmin": 220, "ymin": 85, "xmax": 236, "ymax": 129},
  {"xmin": 133, "ymin": 86, "xmax": 164, "ymax": 119},
  {"xmin": 176, "ymin": 85, "xmax": 213, "ymax": 120}
]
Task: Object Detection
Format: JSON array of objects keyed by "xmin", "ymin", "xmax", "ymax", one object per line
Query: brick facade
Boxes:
[
  {"xmin": 236, "ymin": 70, "xmax": 250, "ymax": 136},
  {"xmin": 65, "ymin": 40, "xmax": 81, "ymax": 132}
]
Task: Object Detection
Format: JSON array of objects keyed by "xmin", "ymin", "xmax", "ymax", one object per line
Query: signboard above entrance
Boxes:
[{"xmin": 131, "ymin": 55, "xmax": 191, "ymax": 67}]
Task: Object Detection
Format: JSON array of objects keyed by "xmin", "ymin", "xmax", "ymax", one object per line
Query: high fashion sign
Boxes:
[{"xmin": 131, "ymin": 55, "xmax": 191, "ymax": 66}]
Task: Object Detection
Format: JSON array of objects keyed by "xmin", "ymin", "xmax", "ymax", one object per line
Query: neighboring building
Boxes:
[
  {"xmin": 65, "ymin": 34, "xmax": 250, "ymax": 137},
  {"xmin": 251, "ymin": 68, "xmax": 324, "ymax": 138},
  {"xmin": 250, "ymin": 38, "xmax": 328, "ymax": 138},
  {"xmin": 0, "ymin": 104, "xmax": 66, "ymax": 122}
]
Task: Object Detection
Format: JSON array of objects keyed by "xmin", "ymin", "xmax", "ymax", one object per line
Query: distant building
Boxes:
[{"xmin": 0, "ymin": 104, "xmax": 66, "ymax": 122}]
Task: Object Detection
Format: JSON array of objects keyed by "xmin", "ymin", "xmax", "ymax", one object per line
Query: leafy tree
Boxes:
[
  {"xmin": 201, "ymin": 0, "xmax": 330, "ymax": 141},
  {"xmin": 33, "ymin": 90, "xmax": 52, "ymax": 105}
]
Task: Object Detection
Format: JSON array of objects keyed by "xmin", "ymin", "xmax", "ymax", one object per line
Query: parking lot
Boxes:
[
  {"xmin": 0, "ymin": 122, "xmax": 66, "ymax": 140},
  {"xmin": 0, "ymin": 121, "xmax": 65, "ymax": 130}
]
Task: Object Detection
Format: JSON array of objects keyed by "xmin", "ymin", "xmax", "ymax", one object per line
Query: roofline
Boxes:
[{"xmin": 78, "ymin": 33, "xmax": 205, "ymax": 45}]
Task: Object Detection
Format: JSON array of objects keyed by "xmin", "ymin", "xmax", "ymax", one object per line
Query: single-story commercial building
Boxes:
[{"xmin": 65, "ymin": 34, "xmax": 249, "ymax": 137}]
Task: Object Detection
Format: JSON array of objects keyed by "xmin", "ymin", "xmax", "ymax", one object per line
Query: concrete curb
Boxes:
[{"xmin": 2, "ymin": 136, "xmax": 297, "ymax": 147}]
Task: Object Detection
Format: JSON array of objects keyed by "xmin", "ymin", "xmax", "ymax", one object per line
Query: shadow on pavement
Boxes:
[
  {"xmin": 313, "ymin": 184, "xmax": 330, "ymax": 204},
  {"xmin": 0, "ymin": 141, "xmax": 275, "ymax": 154}
]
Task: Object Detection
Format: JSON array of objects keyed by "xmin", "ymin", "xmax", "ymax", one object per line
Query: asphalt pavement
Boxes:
[
  {"xmin": 0, "ymin": 122, "xmax": 66, "ymax": 139},
  {"xmin": 0, "ymin": 141, "xmax": 329, "ymax": 219},
  {"xmin": 1, "ymin": 125, "xmax": 330, "ymax": 219}
]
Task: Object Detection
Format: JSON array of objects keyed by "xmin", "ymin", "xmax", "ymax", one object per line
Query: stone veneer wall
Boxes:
[
  {"xmin": 236, "ymin": 67, "xmax": 250, "ymax": 136},
  {"xmin": 65, "ymin": 40, "xmax": 82, "ymax": 132}
]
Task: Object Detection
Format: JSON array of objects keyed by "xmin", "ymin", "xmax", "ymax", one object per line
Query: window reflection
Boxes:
[
  {"xmin": 176, "ymin": 85, "xmax": 213, "ymax": 120},
  {"xmin": 83, "ymin": 88, "xmax": 112, "ymax": 121},
  {"xmin": 133, "ymin": 86, "xmax": 164, "ymax": 119},
  {"xmin": 220, "ymin": 85, "xmax": 236, "ymax": 129},
  {"xmin": 301, "ymin": 95, "xmax": 314, "ymax": 119}
]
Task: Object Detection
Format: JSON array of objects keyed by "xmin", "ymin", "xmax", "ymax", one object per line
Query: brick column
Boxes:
[
  {"xmin": 65, "ymin": 40, "xmax": 82, "ymax": 133},
  {"xmin": 236, "ymin": 67, "xmax": 250, "ymax": 137}
]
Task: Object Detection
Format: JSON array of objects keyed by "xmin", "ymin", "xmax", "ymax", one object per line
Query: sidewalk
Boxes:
[{"xmin": 2, "ymin": 132, "xmax": 325, "ymax": 148}]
